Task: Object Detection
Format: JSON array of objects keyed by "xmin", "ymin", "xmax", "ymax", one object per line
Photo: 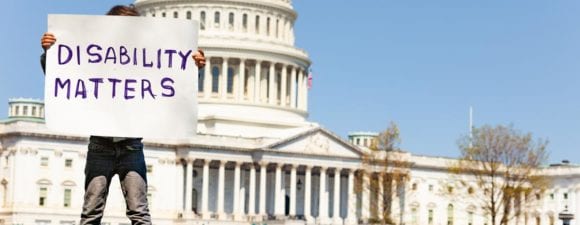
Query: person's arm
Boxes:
[{"xmin": 40, "ymin": 33, "xmax": 56, "ymax": 75}]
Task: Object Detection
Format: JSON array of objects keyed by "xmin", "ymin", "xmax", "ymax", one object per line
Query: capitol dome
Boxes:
[{"xmin": 134, "ymin": 0, "xmax": 313, "ymax": 138}]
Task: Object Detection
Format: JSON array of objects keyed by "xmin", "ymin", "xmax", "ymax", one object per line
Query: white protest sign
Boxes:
[{"xmin": 45, "ymin": 15, "xmax": 198, "ymax": 139}]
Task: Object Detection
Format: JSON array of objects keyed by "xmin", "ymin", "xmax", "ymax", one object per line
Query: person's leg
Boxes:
[
  {"xmin": 117, "ymin": 139, "xmax": 151, "ymax": 225},
  {"xmin": 80, "ymin": 136, "xmax": 116, "ymax": 225}
]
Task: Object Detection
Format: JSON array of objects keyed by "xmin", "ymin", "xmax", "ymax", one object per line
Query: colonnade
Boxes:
[
  {"xmin": 179, "ymin": 159, "xmax": 359, "ymax": 224},
  {"xmin": 199, "ymin": 57, "xmax": 309, "ymax": 111}
]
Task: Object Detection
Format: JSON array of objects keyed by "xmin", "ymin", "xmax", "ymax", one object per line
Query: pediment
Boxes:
[{"xmin": 267, "ymin": 127, "xmax": 362, "ymax": 158}]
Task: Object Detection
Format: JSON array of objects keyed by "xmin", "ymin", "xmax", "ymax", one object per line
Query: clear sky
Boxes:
[{"xmin": 1, "ymin": 1, "xmax": 578, "ymax": 164}]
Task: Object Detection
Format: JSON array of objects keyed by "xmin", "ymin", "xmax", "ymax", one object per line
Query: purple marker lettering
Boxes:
[
  {"xmin": 142, "ymin": 48, "xmax": 153, "ymax": 68},
  {"xmin": 124, "ymin": 79, "xmax": 136, "ymax": 100},
  {"xmin": 157, "ymin": 49, "xmax": 162, "ymax": 69},
  {"xmin": 141, "ymin": 79, "xmax": 156, "ymax": 99},
  {"xmin": 133, "ymin": 48, "xmax": 138, "ymax": 65},
  {"xmin": 76, "ymin": 45, "xmax": 81, "ymax": 65},
  {"xmin": 87, "ymin": 44, "xmax": 103, "ymax": 63},
  {"xmin": 164, "ymin": 49, "xmax": 177, "ymax": 68},
  {"xmin": 119, "ymin": 46, "xmax": 130, "ymax": 65},
  {"xmin": 88, "ymin": 78, "xmax": 103, "ymax": 98},
  {"xmin": 54, "ymin": 78, "xmax": 71, "ymax": 99},
  {"xmin": 178, "ymin": 50, "xmax": 193, "ymax": 70},
  {"xmin": 104, "ymin": 47, "xmax": 117, "ymax": 64},
  {"xmin": 161, "ymin": 77, "xmax": 175, "ymax": 97},
  {"xmin": 58, "ymin": 44, "xmax": 73, "ymax": 65},
  {"xmin": 75, "ymin": 79, "xmax": 87, "ymax": 99},
  {"xmin": 108, "ymin": 78, "xmax": 122, "ymax": 98}
]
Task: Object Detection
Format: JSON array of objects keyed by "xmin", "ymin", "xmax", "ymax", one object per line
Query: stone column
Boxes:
[
  {"xmin": 248, "ymin": 163, "xmax": 256, "ymax": 216},
  {"xmin": 333, "ymin": 168, "xmax": 342, "ymax": 224},
  {"xmin": 268, "ymin": 62, "xmax": 276, "ymax": 105},
  {"xmin": 238, "ymin": 59, "xmax": 246, "ymax": 101},
  {"xmin": 203, "ymin": 57, "xmax": 212, "ymax": 99},
  {"xmin": 297, "ymin": 69, "xmax": 304, "ymax": 110},
  {"xmin": 304, "ymin": 165, "xmax": 312, "ymax": 222},
  {"xmin": 201, "ymin": 160, "xmax": 210, "ymax": 219},
  {"xmin": 217, "ymin": 160, "xmax": 226, "ymax": 218},
  {"xmin": 281, "ymin": 65, "xmax": 287, "ymax": 106},
  {"xmin": 346, "ymin": 170, "xmax": 356, "ymax": 224},
  {"xmin": 361, "ymin": 171, "xmax": 370, "ymax": 220},
  {"xmin": 176, "ymin": 159, "xmax": 185, "ymax": 211},
  {"xmin": 289, "ymin": 165, "xmax": 297, "ymax": 217},
  {"xmin": 220, "ymin": 58, "xmax": 229, "ymax": 99},
  {"xmin": 274, "ymin": 163, "xmax": 284, "ymax": 217},
  {"xmin": 259, "ymin": 162, "xmax": 267, "ymax": 219},
  {"xmin": 254, "ymin": 61, "xmax": 262, "ymax": 103},
  {"xmin": 290, "ymin": 67, "xmax": 297, "ymax": 108},
  {"xmin": 233, "ymin": 162, "xmax": 242, "ymax": 220},
  {"xmin": 378, "ymin": 174, "xmax": 384, "ymax": 220},
  {"xmin": 185, "ymin": 159, "xmax": 193, "ymax": 214},
  {"xmin": 319, "ymin": 167, "xmax": 329, "ymax": 223}
]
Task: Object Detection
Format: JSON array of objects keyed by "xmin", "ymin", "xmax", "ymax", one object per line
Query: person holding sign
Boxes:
[{"xmin": 40, "ymin": 5, "xmax": 205, "ymax": 225}]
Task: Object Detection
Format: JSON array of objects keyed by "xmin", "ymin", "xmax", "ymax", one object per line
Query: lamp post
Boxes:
[{"xmin": 559, "ymin": 207, "xmax": 574, "ymax": 225}]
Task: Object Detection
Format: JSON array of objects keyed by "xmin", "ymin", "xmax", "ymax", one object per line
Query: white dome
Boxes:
[{"xmin": 134, "ymin": 0, "xmax": 312, "ymax": 138}]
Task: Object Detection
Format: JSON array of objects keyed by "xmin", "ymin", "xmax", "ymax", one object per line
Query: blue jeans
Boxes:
[{"xmin": 80, "ymin": 136, "xmax": 151, "ymax": 225}]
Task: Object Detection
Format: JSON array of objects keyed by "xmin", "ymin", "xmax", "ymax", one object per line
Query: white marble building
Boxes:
[{"xmin": 0, "ymin": 0, "xmax": 579, "ymax": 225}]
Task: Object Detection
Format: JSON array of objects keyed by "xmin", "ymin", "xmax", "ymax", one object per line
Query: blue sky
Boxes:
[{"xmin": 1, "ymin": 1, "xmax": 579, "ymax": 164}]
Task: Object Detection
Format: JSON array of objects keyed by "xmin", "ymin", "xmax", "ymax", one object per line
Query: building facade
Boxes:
[{"xmin": 0, "ymin": 0, "xmax": 579, "ymax": 225}]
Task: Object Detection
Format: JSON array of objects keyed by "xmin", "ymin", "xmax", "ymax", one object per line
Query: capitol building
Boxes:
[{"xmin": 0, "ymin": 0, "xmax": 579, "ymax": 225}]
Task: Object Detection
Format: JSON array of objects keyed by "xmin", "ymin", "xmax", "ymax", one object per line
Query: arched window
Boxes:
[
  {"xmin": 428, "ymin": 209, "xmax": 434, "ymax": 225},
  {"xmin": 227, "ymin": 67, "xmax": 234, "ymax": 94},
  {"xmin": 174, "ymin": 11, "xmax": 178, "ymax": 18},
  {"xmin": 276, "ymin": 18, "xmax": 279, "ymax": 37},
  {"xmin": 212, "ymin": 66, "xmax": 220, "ymax": 93},
  {"xmin": 447, "ymin": 204, "xmax": 454, "ymax": 225},
  {"xmin": 266, "ymin": 17, "xmax": 271, "ymax": 36},
  {"xmin": 468, "ymin": 212, "xmax": 474, "ymax": 225},
  {"xmin": 186, "ymin": 11, "xmax": 192, "ymax": 20},
  {"xmin": 242, "ymin": 14, "xmax": 248, "ymax": 31},
  {"xmin": 228, "ymin": 12, "xmax": 234, "ymax": 30},
  {"xmin": 198, "ymin": 69, "xmax": 205, "ymax": 92},
  {"xmin": 63, "ymin": 188, "xmax": 72, "ymax": 207},
  {"xmin": 214, "ymin": 12, "xmax": 220, "ymax": 28},
  {"xmin": 411, "ymin": 207, "xmax": 418, "ymax": 224},
  {"xmin": 255, "ymin": 15, "xmax": 260, "ymax": 34},
  {"xmin": 39, "ymin": 187, "xmax": 48, "ymax": 206},
  {"xmin": 200, "ymin": 11, "xmax": 206, "ymax": 30}
]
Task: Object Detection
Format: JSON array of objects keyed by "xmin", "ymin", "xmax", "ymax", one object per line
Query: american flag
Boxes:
[{"xmin": 307, "ymin": 69, "xmax": 313, "ymax": 89}]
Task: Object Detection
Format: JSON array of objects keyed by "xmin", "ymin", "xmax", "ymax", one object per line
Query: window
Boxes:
[
  {"xmin": 564, "ymin": 192, "xmax": 568, "ymax": 200},
  {"xmin": 412, "ymin": 183, "xmax": 417, "ymax": 191},
  {"xmin": 447, "ymin": 204, "xmax": 454, "ymax": 225},
  {"xmin": 356, "ymin": 138, "xmax": 360, "ymax": 145},
  {"xmin": 32, "ymin": 107, "xmax": 37, "ymax": 116},
  {"xmin": 23, "ymin": 106, "xmax": 28, "ymax": 116},
  {"xmin": 228, "ymin": 12, "xmax": 234, "ymax": 30},
  {"xmin": 536, "ymin": 193, "xmax": 541, "ymax": 200},
  {"xmin": 266, "ymin": 17, "xmax": 270, "ymax": 35},
  {"xmin": 14, "ymin": 105, "xmax": 19, "ymax": 116},
  {"xmin": 428, "ymin": 209, "xmax": 434, "ymax": 225},
  {"xmin": 41, "ymin": 156, "xmax": 49, "ymax": 167},
  {"xmin": 174, "ymin": 11, "xmax": 178, "ymax": 18},
  {"xmin": 428, "ymin": 184, "xmax": 434, "ymax": 191},
  {"xmin": 39, "ymin": 187, "xmax": 47, "ymax": 206},
  {"xmin": 242, "ymin": 14, "xmax": 248, "ymax": 31},
  {"xmin": 198, "ymin": 69, "xmax": 205, "ymax": 92},
  {"xmin": 64, "ymin": 189, "xmax": 71, "ymax": 207},
  {"xmin": 162, "ymin": 12, "xmax": 166, "ymax": 17},
  {"xmin": 276, "ymin": 19, "xmax": 279, "ymax": 37},
  {"xmin": 447, "ymin": 186, "xmax": 453, "ymax": 194},
  {"xmin": 147, "ymin": 165, "xmax": 153, "ymax": 173},
  {"xmin": 227, "ymin": 67, "xmax": 234, "ymax": 94},
  {"xmin": 200, "ymin": 11, "xmax": 206, "ymax": 30},
  {"xmin": 411, "ymin": 207, "xmax": 418, "ymax": 224},
  {"xmin": 212, "ymin": 66, "xmax": 220, "ymax": 93},
  {"xmin": 550, "ymin": 216, "xmax": 555, "ymax": 225},
  {"xmin": 468, "ymin": 212, "xmax": 474, "ymax": 225},
  {"xmin": 550, "ymin": 193, "xmax": 554, "ymax": 200},
  {"xmin": 468, "ymin": 187, "xmax": 474, "ymax": 194},
  {"xmin": 536, "ymin": 217, "xmax": 541, "ymax": 225},
  {"xmin": 363, "ymin": 139, "xmax": 367, "ymax": 147},
  {"xmin": 65, "ymin": 159, "xmax": 73, "ymax": 168},
  {"xmin": 186, "ymin": 11, "xmax": 191, "ymax": 20},
  {"xmin": 214, "ymin": 12, "xmax": 220, "ymax": 28},
  {"xmin": 152, "ymin": 13, "xmax": 156, "ymax": 17},
  {"xmin": 255, "ymin": 15, "xmax": 260, "ymax": 34}
]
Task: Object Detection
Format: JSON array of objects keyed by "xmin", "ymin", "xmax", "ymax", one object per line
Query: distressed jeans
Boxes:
[{"xmin": 80, "ymin": 136, "xmax": 151, "ymax": 225}]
